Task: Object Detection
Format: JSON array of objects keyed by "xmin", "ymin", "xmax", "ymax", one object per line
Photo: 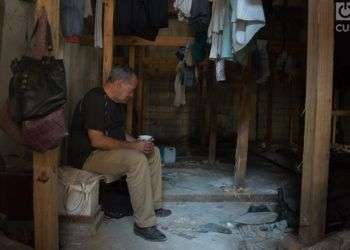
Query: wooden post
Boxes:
[
  {"xmin": 299, "ymin": 0, "xmax": 334, "ymax": 246},
  {"xmin": 102, "ymin": 0, "xmax": 114, "ymax": 84},
  {"xmin": 33, "ymin": 148, "xmax": 60, "ymax": 250},
  {"xmin": 234, "ymin": 61, "xmax": 252, "ymax": 188},
  {"xmin": 127, "ymin": 46, "xmax": 136, "ymax": 134},
  {"xmin": 200, "ymin": 63, "xmax": 209, "ymax": 147},
  {"xmin": 136, "ymin": 47, "xmax": 145, "ymax": 134},
  {"xmin": 33, "ymin": 2, "xmax": 60, "ymax": 250},
  {"xmin": 208, "ymin": 64, "xmax": 217, "ymax": 163}
]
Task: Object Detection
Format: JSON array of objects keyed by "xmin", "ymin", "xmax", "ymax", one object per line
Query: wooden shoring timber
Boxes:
[
  {"xmin": 102, "ymin": 0, "xmax": 114, "ymax": 84},
  {"xmin": 234, "ymin": 59, "xmax": 252, "ymax": 188},
  {"xmin": 208, "ymin": 62, "xmax": 218, "ymax": 163},
  {"xmin": 299, "ymin": 0, "xmax": 334, "ymax": 246},
  {"xmin": 33, "ymin": 148, "xmax": 60, "ymax": 250},
  {"xmin": 81, "ymin": 35, "xmax": 194, "ymax": 47},
  {"xmin": 33, "ymin": 1, "xmax": 60, "ymax": 250}
]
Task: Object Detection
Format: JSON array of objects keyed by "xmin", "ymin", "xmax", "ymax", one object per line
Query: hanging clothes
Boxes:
[
  {"xmin": 173, "ymin": 45, "xmax": 198, "ymax": 106},
  {"xmin": 208, "ymin": 0, "xmax": 265, "ymax": 60},
  {"xmin": 207, "ymin": 0, "xmax": 265, "ymax": 81},
  {"xmin": 188, "ymin": 0, "xmax": 211, "ymax": 33},
  {"xmin": 60, "ymin": 0, "xmax": 85, "ymax": 43},
  {"xmin": 115, "ymin": 0, "xmax": 168, "ymax": 41},
  {"xmin": 174, "ymin": 61, "xmax": 186, "ymax": 107},
  {"xmin": 173, "ymin": 0, "xmax": 193, "ymax": 22},
  {"xmin": 84, "ymin": 0, "xmax": 93, "ymax": 18},
  {"xmin": 207, "ymin": 0, "xmax": 227, "ymax": 60},
  {"xmin": 231, "ymin": 0, "xmax": 266, "ymax": 53},
  {"xmin": 192, "ymin": 31, "xmax": 209, "ymax": 64}
]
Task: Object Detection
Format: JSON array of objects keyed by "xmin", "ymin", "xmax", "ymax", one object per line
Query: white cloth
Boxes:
[
  {"xmin": 215, "ymin": 59, "xmax": 226, "ymax": 82},
  {"xmin": 208, "ymin": 0, "xmax": 227, "ymax": 59},
  {"xmin": 84, "ymin": 0, "xmax": 93, "ymax": 18},
  {"xmin": 208, "ymin": 0, "xmax": 265, "ymax": 59},
  {"xmin": 94, "ymin": 0, "xmax": 103, "ymax": 48},
  {"xmin": 232, "ymin": 0, "xmax": 266, "ymax": 53},
  {"xmin": 173, "ymin": 0, "xmax": 193, "ymax": 21}
]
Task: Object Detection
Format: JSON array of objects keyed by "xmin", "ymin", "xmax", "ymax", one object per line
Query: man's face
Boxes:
[{"xmin": 113, "ymin": 76, "xmax": 138, "ymax": 103}]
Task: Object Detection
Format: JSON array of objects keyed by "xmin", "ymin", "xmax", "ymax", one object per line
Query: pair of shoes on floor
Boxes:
[
  {"xmin": 134, "ymin": 223, "xmax": 167, "ymax": 242},
  {"xmin": 155, "ymin": 208, "xmax": 172, "ymax": 217}
]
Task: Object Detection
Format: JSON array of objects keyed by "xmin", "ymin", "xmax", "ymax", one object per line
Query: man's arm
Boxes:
[
  {"xmin": 88, "ymin": 129, "xmax": 146, "ymax": 152},
  {"xmin": 125, "ymin": 132, "xmax": 137, "ymax": 142}
]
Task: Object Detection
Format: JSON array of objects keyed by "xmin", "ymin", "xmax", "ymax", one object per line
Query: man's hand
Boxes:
[{"xmin": 132, "ymin": 141, "xmax": 154, "ymax": 155}]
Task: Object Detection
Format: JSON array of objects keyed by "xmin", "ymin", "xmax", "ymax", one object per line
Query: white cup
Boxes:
[{"xmin": 138, "ymin": 135, "xmax": 154, "ymax": 142}]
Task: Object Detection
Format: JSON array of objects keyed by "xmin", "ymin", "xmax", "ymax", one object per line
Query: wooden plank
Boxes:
[
  {"xmin": 201, "ymin": 64, "xmax": 209, "ymax": 147},
  {"xmin": 208, "ymin": 66, "xmax": 217, "ymax": 163},
  {"xmin": 136, "ymin": 47, "xmax": 145, "ymax": 134},
  {"xmin": 33, "ymin": 148, "xmax": 60, "ymax": 250},
  {"xmin": 33, "ymin": 2, "xmax": 60, "ymax": 250},
  {"xmin": 299, "ymin": 0, "xmax": 334, "ymax": 246},
  {"xmin": 234, "ymin": 61, "xmax": 252, "ymax": 188},
  {"xmin": 332, "ymin": 110, "xmax": 350, "ymax": 116},
  {"xmin": 126, "ymin": 46, "xmax": 136, "ymax": 134},
  {"xmin": 102, "ymin": 0, "xmax": 114, "ymax": 84},
  {"xmin": 81, "ymin": 35, "xmax": 194, "ymax": 47}
]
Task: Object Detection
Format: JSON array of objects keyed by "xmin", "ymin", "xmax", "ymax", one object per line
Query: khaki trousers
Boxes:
[{"xmin": 83, "ymin": 147, "xmax": 162, "ymax": 228}]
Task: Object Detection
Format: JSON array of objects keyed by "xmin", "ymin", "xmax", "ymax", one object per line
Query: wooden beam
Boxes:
[
  {"xmin": 299, "ymin": 0, "xmax": 334, "ymax": 246},
  {"xmin": 33, "ymin": 2, "xmax": 60, "ymax": 250},
  {"xmin": 208, "ymin": 67, "xmax": 217, "ymax": 163},
  {"xmin": 33, "ymin": 148, "xmax": 60, "ymax": 250},
  {"xmin": 102, "ymin": 0, "xmax": 114, "ymax": 84},
  {"xmin": 332, "ymin": 110, "xmax": 350, "ymax": 116},
  {"xmin": 201, "ymin": 64, "xmax": 209, "ymax": 147},
  {"xmin": 81, "ymin": 35, "xmax": 194, "ymax": 47},
  {"xmin": 127, "ymin": 46, "xmax": 136, "ymax": 134},
  {"xmin": 234, "ymin": 60, "xmax": 252, "ymax": 188}
]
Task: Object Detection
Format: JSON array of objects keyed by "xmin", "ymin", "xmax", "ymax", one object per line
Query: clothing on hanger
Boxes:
[
  {"xmin": 115, "ymin": 0, "xmax": 168, "ymax": 41},
  {"xmin": 174, "ymin": 61, "xmax": 186, "ymax": 107},
  {"xmin": 188, "ymin": 0, "xmax": 211, "ymax": 33},
  {"xmin": 60, "ymin": 0, "xmax": 85, "ymax": 43},
  {"xmin": 173, "ymin": 0, "xmax": 193, "ymax": 21}
]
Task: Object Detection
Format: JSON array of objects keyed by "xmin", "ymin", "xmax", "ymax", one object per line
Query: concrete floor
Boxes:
[
  {"xmin": 63, "ymin": 160, "xmax": 292, "ymax": 250},
  {"xmin": 163, "ymin": 161, "xmax": 291, "ymax": 202},
  {"xmin": 64, "ymin": 202, "xmax": 288, "ymax": 250}
]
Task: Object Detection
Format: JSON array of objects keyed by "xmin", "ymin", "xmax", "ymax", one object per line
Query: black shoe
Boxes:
[
  {"xmin": 155, "ymin": 208, "xmax": 172, "ymax": 218},
  {"xmin": 134, "ymin": 224, "xmax": 167, "ymax": 242}
]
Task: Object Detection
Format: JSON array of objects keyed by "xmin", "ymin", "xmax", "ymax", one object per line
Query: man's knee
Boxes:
[{"xmin": 128, "ymin": 151, "xmax": 149, "ymax": 171}]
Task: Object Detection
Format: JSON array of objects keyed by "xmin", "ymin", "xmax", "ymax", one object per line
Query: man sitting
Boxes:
[{"xmin": 69, "ymin": 66, "xmax": 171, "ymax": 242}]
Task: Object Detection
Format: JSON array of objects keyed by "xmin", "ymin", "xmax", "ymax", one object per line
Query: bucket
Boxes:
[{"xmin": 163, "ymin": 147, "xmax": 176, "ymax": 165}]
